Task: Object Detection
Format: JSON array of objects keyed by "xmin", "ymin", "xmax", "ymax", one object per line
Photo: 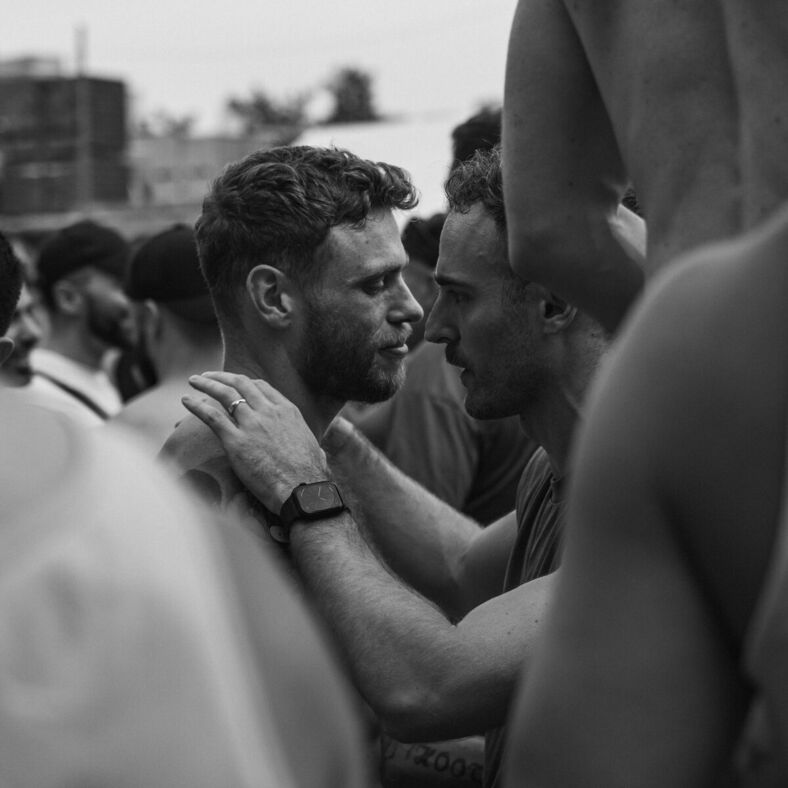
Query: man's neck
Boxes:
[
  {"xmin": 41, "ymin": 324, "xmax": 104, "ymax": 370},
  {"xmin": 519, "ymin": 386, "xmax": 584, "ymax": 480},
  {"xmin": 154, "ymin": 339, "xmax": 223, "ymax": 385},
  {"xmin": 223, "ymin": 347, "xmax": 343, "ymax": 441}
]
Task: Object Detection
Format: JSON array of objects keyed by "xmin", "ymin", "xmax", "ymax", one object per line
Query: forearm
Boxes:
[
  {"xmin": 380, "ymin": 734, "xmax": 484, "ymax": 787},
  {"xmin": 324, "ymin": 419, "xmax": 483, "ymax": 617},
  {"xmin": 291, "ymin": 514, "xmax": 552, "ymax": 742}
]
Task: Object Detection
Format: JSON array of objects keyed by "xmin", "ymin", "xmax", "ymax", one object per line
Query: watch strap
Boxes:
[{"xmin": 277, "ymin": 481, "xmax": 347, "ymax": 540}]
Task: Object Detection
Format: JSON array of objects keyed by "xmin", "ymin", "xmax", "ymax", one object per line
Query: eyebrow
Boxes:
[{"xmin": 350, "ymin": 260, "xmax": 406, "ymax": 285}]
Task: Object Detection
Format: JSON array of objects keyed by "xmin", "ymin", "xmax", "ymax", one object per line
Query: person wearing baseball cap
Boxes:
[
  {"xmin": 109, "ymin": 224, "xmax": 221, "ymax": 450},
  {"xmin": 29, "ymin": 220, "xmax": 136, "ymax": 426}
]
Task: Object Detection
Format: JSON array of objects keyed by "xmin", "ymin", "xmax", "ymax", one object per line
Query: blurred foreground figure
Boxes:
[
  {"xmin": 503, "ymin": 204, "xmax": 788, "ymax": 785},
  {"xmin": 503, "ymin": 0, "xmax": 788, "ymax": 332},
  {"xmin": 0, "ymin": 395, "xmax": 367, "ymax": 788}
]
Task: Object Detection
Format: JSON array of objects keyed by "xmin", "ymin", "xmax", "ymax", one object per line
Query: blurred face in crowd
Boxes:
[
  {"xmin": 426, "ymin": 203, "xmax": 548, "ymax": 420},
  {"xmin": 79, "ymin": 270, "xmax": 137, "ymax": 351},
  {"xmin": 293, "ymin": 209, "xmax": 424, "ymax": 404},
  {"xmin": 0, "ymin": 285, "xmax": 43, "ymax": 386}
]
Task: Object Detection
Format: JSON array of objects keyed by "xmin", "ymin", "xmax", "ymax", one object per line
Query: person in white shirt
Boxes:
[{"xmin": 30, "ymin": 220, "xmax": 137, "ymax": 426}]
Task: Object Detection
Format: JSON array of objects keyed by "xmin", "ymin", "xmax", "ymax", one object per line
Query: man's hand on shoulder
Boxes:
[{"xmin": 182, "ymin": 371, "xmax": 328, "ymax": 513}]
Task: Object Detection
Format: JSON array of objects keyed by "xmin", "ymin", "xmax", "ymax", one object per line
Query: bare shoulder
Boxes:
[
  {"xmin": 159, "ymin": 413, "xmax": 247, "ymax": 510},
  {"xmin": 575, "ymin": 208, "xmax": 788, "ymax": 637}
]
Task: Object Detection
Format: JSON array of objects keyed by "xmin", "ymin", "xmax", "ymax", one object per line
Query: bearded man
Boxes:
[
  {"xmin": 161, "ymin": 144, "xmax": 429, "ymax": 784},
  {"xmin": 161, "ymin": 146, "xmax": 422, "ymax": 536},
  {"xmin": 30, "ymin": 220, "xmax": 136, "ymax": 425}
]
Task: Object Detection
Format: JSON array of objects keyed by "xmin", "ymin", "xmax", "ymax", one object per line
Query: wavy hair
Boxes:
[
  {"xmin": 196, "ymin": 146, "xmax": 419, "ymax": 317},
  {"xmin": 444, "ymin": 145, "xmax": 506, "ymax": 232}
]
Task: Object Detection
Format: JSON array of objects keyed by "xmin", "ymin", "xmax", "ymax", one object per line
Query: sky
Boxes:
[{"xmin": 8, "ymin": 0, "xmax": 518, "ymax": 135}]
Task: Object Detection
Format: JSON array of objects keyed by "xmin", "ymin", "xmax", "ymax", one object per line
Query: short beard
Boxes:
[
  {"xmin": 297, "ymin": 299, "xmax": 404, "ymax": 404},
  {"xmin": 85, "ymin": 295, "xmax": 134, "ymax": 351}
]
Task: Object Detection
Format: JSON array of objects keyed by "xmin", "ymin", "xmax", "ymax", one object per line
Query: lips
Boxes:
[{"xmin": 378, "ymin": 343, "xmax": 409, "ymax": 358}]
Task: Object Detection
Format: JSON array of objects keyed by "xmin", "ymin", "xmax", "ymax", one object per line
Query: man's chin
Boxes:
[
  {"xmin": 0, "ymin": 364, "xmax": 32, "ymax": 388},
  {"xmin": 354, "ymin": 368, "xmax": 405, "ymax": 404},
  {"xmin": 463, "ymin": 390, "xmax": 502, "ymax": 421}
]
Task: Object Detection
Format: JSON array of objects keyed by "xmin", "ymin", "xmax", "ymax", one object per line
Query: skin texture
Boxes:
[
  {"xmin": 502, "ymin": 204, "xmax": 788, "ymax": 786},
  {"xmin": 295, "ymin": 249, "xmax": 412, "ymax": 404},
  {"xmin": 503, "ymin": 0, "xmax": 788, "ymax": 332}
]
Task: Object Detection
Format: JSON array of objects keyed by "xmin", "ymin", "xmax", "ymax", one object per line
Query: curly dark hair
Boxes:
[
  {"xmin": 0, "ymin": 230, "xmax": 23, "ymax": 335},
  {"xmin": 444, "ymin": 145, "xmax": 505, "ymax": 232},
  {"xmin": 196, "ymin": 145, "xmax": 419, "ymax": 317},
  {"xmin": 450, "ymin": 106, "xmax": 501, "ymax": 173}
]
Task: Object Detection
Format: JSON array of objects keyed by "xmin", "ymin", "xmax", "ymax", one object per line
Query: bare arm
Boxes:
[
  {"xmin": 323, "ymin": 417, "xmax": 518, "ymax": 617},
  {"xmin": 290, "ymin": 511, "xmax": 553, "ymax": 742},
  {"xmin": 503, "ymin": 0, "xmax": 645, "ymax": 332}
]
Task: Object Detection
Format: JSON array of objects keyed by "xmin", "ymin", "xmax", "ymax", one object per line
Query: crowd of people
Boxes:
[{"xmin": 2, "ymin": 2, "xmax": 788, "ymax": 786}]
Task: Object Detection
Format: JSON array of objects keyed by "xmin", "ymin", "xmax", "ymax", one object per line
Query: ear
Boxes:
[
  {"xmin": 539, "ymin": 291, "xmax": 577, "ymax": 334},
  {"xmin": 139, "ymin": 300, "xmax": 162, "ymax": 343},
  {"xmin": 247, "ymin": 265, "xmax": 298, "ymax": 329},
  {"xmin": 0, "ymin": 337, "xmax": 13, "ymax": 367},
  {"xmin": 52, "ymin": 280, "xmax": 85, "ymax": 316}
]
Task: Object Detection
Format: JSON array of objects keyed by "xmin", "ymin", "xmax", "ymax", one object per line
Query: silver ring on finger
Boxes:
[{"xmin": 227, "ymin": 398, "xmax": 248, "ymax": 418}]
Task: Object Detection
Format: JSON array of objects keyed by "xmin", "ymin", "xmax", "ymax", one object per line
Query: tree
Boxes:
[
  {"xmin": 226, "ymin": 89, "xmax": 308, "ymax": 135},
  {"xmin": 325, "ymin": 67, "xmax": 379, "ymax": 124},
  {"xmin": 133, "ymin": 111, "xmax": 196, "ymax": 139}
]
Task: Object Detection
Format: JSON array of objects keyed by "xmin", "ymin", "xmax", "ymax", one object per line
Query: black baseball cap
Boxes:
[
  {"xmin": 37, "ymin": 220, "xmax": 130, "ymax": 292},
  {"xmin": 125, "ymin": 224, "xmax": 216, "ymax": 324}
]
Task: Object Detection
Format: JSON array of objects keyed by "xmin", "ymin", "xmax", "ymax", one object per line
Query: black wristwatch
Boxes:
[{"xmin": 275, "ymin": 481, "xmax": 347, "ymax": 541}]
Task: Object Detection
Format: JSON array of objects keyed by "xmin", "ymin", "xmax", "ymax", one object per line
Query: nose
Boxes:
[
  {"xmin": 18, "ymin": 312, "xmax": 43, "ymax": 348},
  {"xmin": 390, "ymin": 276, "xmax": 424, "ymax": 326},
  {"xmin": 424, "ymin": 291, "xmax": 455, "ymax": 345}
]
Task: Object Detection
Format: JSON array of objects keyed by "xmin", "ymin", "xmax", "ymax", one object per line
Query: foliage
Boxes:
[
  {"xmin": 324, "ymin": 67, "xmax": 379, "ymax": 124},
  {"xmin": 226, "ymin": 89, "xmax": 308, "ymax": 134},
  {"xmin": 134, "ymin": 111, "xmax": 196, "ymax": 139}
]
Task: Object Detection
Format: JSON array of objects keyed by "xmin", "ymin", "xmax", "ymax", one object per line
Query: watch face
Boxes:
[{"xmin": 296, "ymin": 482, "xmax": 342, "ymax": 514}]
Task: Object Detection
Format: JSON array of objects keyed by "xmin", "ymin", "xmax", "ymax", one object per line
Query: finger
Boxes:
[
  {"xmin": 197, "ymin": 371, "xmax": 273, "ymax": 408},
  {"xmin": 181, "ymin": 394, "xmax": 239, "ymax": 438},
  {"xmin": 188, "ymin": 374, "xmax": 246, "ymax": 412}
]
